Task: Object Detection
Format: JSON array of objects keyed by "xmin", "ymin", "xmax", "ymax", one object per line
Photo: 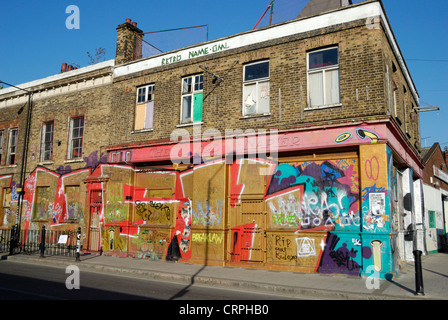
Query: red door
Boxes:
[{"xmin": 88, "ymin": 188, "xmax": 102, "ymax": 252}]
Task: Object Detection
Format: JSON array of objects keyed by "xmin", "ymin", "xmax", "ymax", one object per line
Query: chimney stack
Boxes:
[{"xmin": 115, "ymin": 18, "xmax": 143, "ymax": 65}]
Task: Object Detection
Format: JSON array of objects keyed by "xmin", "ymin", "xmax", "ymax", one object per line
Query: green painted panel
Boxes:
[{"xmin": 193, "ymin": 93, "xmax": 203, "ymax": 122}]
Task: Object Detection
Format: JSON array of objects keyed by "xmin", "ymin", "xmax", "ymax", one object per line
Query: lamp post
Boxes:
[{"xmin": 0, "ymin": 80, "xmax": 33, "ymax": 254}]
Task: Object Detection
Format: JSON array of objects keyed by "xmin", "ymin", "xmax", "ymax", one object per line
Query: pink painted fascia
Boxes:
[
  {"xmin": 108, "ymin": 118, "xmax": 424, "ymax": 179},
  {"xmin": 384, "ymin": 118, "xmax": 424, "ymax": 178}
]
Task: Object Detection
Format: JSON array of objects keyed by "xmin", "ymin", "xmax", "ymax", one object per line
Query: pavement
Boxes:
[{"xmin": 2, "ymin": 251, "xmax": 447, "ymax": 300}]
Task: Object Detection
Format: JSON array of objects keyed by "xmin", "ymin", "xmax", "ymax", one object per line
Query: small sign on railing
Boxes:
[{"xmin": 58, "ymin": 235, "xmax": 68, "ymax": 244}]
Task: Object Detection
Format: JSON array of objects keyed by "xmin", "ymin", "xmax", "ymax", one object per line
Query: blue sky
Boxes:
[{"xmin": 0, "ymin": 0, "xmax": 447, "ymax": 149}]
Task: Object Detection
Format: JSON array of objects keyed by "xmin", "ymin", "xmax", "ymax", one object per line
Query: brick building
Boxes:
[
  {"xmin": 421, "ymin": 143, "xmax": 448, "ymax": 253},
  {"xmin": 0, "ymin": 0, "xmax": 426, "ymax": 279}
]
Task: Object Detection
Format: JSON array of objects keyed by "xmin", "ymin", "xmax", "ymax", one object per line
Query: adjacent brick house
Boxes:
[
  {"xmin": 0, "ymin": 0, "xmax": 426, "ymax": 278},
  {"xmin": 421, "ymin": 143, "xmax": 448, "ymax": 253}
]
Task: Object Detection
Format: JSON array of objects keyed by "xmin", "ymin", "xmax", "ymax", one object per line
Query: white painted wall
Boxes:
[{"xmin": 423, "ymin": 184, "xmax": 444, "ymax": 253}]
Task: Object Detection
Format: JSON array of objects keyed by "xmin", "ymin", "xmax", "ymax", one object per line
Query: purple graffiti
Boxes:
[
  {"xmin": 319, "ymin": 233, "xmax": 371, "ymax": 276},
  {"xmin": 56, "ymin": 165, "xmax": 72, "ymax": 175},
  {"xmin": 84, "ymin": 151, "xmax": 108, "ymax": 169}
]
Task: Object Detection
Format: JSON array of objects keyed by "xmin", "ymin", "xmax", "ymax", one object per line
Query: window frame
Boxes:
[
  {"xmin": 306, "ymin": 46, "xmax": 341, "ymax": 109},
  {"xmin": 0, "ymin": 130, "xmax": 3, "ymax": 165},
  {"xmin": 40, "ymin": 120, "xmax": 54, "ymax": 162},
  {"xmin": 242, "ymin": 60, "xmax": 270, "ymax": 116},
  {"xmin": 7, "ymin": 128, "xmax": 18, "ymax": 165},
  {"xmin": 180, "ymin": 74, "xmax": 204, "ymax": 124},
  {"xmin": 135, "ymin": 84, "xmax": 155, "ymax": 131},
  {"xmin": 136, "ymin": 83, "xmax": 155, "ymax": 104},
  {"xmin": 67, "ymin": 116, "xmax": 84, "ymax": 160}
]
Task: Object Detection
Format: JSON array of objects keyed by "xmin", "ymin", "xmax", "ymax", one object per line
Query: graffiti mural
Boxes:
[
  {"xmin": 0, "ymin": 140, "xmax": 398, "ymax": 278},
  {"xmin": 319, "ymin": 232, "xmax": 372, "ymax": 276},
  {"xmin": 266, "ymin": 159, "xmax": 360, "ymax": 232}
]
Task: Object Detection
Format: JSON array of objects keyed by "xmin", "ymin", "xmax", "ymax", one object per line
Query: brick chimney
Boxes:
[{"xmin": 115, "ymin": 18, "xmax": 143, "ymax": 65}]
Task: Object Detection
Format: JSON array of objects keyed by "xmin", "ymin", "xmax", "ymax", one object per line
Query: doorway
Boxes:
[{"xmin": 88, "ymin": 188, "xmax": 102, "ymax": 252}]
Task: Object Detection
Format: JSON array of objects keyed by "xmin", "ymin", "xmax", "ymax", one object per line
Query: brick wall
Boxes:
[
  {"xmin": 109, "ymin": 19, "xmax": 398, "ymax": 149},
  {"xmin": 0, "ymin": 67, "xmax": 113, "ymax": 179}
]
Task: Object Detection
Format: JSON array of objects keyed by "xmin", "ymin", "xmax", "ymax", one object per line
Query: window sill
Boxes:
[
  {"xmin": 64, "ymin": 158, "xmax": 84, "ymax": 164},
  {"xmin": 304, "ymin": 103, "xmax": 342, "ymax": 111},
  {"xmin": 39, "ymin": 161, "xmax": 55, "ymax": 166},
  {"xmin": 239, "ymin": 113, "xmax": 271, "ymax": 120},
  {"xmin": 131, "ymin": 128, "xmax": 154, "ymax": 134},
  {"xmin": 176, "ymin": 122, "xmax": 203, "ymax": 128},
  {"xmin": 3, "ymin": 164, "xmax": 17, "ymax": 168}
]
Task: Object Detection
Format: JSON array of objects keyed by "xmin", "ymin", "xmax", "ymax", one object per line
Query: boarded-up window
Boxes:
[
  {"xmin": 181, "ymin": 75, "xmax": 203, "ymax": 123},
  {"xmin": 135, "ymin": 84, "xmax": 154, "ymax": 131},
  {"xmin": 65, "ymin": 185, "xmax": 82, "ymax": 221},
  {"xmin": 33, "ymin": 186, "xmax": 51, "ymax": 220},
  {"xmin": 2, "ymin": 188, "xmax": 11, "ymax": 208}
]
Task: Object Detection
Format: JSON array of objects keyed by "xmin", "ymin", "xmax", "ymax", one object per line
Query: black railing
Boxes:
[{"xmin": 0, "ymin": 227, "xmax": 82, "ymax": 258}]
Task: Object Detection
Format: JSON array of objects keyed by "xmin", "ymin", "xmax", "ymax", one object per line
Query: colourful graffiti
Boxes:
[
  {"xmin": 0, "ymin": 142, "xmax": 397, "ymax": 278},
  {"xmin": 335, "ymin": 128, "xmax": 380, "ymax": 144},
  {"xmin": 319, "ymin": 232, "xmax": 372, "ymax": 276},
  {"xmin": 266, "ymin": 160, "xmax": 360, "ymax": 231}
]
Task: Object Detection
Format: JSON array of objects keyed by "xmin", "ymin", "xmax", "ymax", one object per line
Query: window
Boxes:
[
  {"xmin": 0, "ymin": 130, "xmax": 3, "ymax": 164},
  {"xmin": 68, "ymin": 116, "xmax": 84, "ymax": 159},
  {"xmin": 403, "ymin": 86, "xmax": 408, "ymax": 132},
  {"xmin": 33, "ymin": 186, "xmax": 50, "ymax": 220},
  {"xmin": 40, "ymin": 121, "xmax": 54, "ymax": 162},
  {"xmin": 2, "ymin": 187, "xmax": 11, "ymax": 225},
  {"xmin": 243, "ymin": 60, "xmax": 270, "ymax": 116},
  {"xmin": 385, "ymin": 65, "xmax": 392, "ymax": 114},
  {"xmin": 393, "ymin": 82, "xmax": 398, "ymax": 118},
  {"xmin": 135, "ymin": 84, "xmax": 154, "ymax": 131},
  {"xmin": 307, "ymin": 47, "xmax": 340, "ymax": 108},
  {"xmin": 125, "ymin": 151, "xmax": 132, "ymax": 162},
  {"xmin": 110, "ymin": 152, "xmax": 121, "ymax": 163},
  {"xmin": 7, "ymin": 128, "xmax": 18, "ymax": 165},
  {"xmin": 181, "ymin": 74, "xmax": 203, "ymax": 124},
  {"xmin": 65, "ymin": 185, "xmax": 81, "ymax": 221}
]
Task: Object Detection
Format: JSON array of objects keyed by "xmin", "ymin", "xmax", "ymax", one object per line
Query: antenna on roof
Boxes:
[{"xmin": 253, "ymin": 1, "xmax": 274, "ymax": 29}]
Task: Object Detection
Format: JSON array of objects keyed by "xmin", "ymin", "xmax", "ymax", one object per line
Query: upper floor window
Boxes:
[
  {"xmin": 135, "ymin": 84, "xmax": 154, "ymax": 131},
  {"xmin": 181, "ymin": 74, "xmax": 203, "ymax": 124},
  {"xmin": 393, "ymin": 81, "xmax": 398, "ymax": 118},
  {"xmin": 0, "ymin": 130, "xmax": 3, "ymax": 165},
  {"xmin": 307, "ymin": 47, "xmax": 340, "ymax": 108},
  {"xmin": 243, "ymin": 60, "xmax": 270, "ymax": 116},
  {"xmin": 40, "ymin": 121, "xmax": 54, "ymax": 162},
  {"xmin": 67, "ymin": 116, "xmax": 84, "ymax": 159},
  {"xmin": 7, "ymin": 128, "xmax": 18, "ymax": 165}
]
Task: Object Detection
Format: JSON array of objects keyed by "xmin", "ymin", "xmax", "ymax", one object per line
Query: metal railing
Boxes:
[{"xmin": 0, "ymin": 226, "xmax": 82, "ymax": 258}]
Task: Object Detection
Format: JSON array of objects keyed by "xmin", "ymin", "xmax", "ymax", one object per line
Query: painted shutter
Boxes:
[
  {"xmin": 145, "ymin": 101, "xmax": 154, "ymax": 129},
  {"xmin": 193, "ymin": 93, "xmax": 203, "ymax": 122},
  {"xmin": 135, "ymin": 103, "xmax": 146, "ymax": 131}
]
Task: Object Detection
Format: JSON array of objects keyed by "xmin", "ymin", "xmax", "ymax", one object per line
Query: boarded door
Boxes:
[
  {"xmin": 88, "ymin": 189, "xmax": 102, "ymax": 251},
  {"xmin": 231, "ymin": 199, "xmax": 266, "ymax": 263}
]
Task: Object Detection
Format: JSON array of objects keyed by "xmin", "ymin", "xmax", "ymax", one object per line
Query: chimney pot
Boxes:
[
  {"xmin": 61, "ymin": 62, "xmax": 67, "ymax": 73},
  {"xmin": 126, "ymin": 18, "xmax": 131, "ymax": 24},
  {"xmin": 68, "ymin": 65, "xmax": 73, "ymax": 71},
  {"xmin": 132, "ymin": 22, "xmax": 137, "ymax": 27}
]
